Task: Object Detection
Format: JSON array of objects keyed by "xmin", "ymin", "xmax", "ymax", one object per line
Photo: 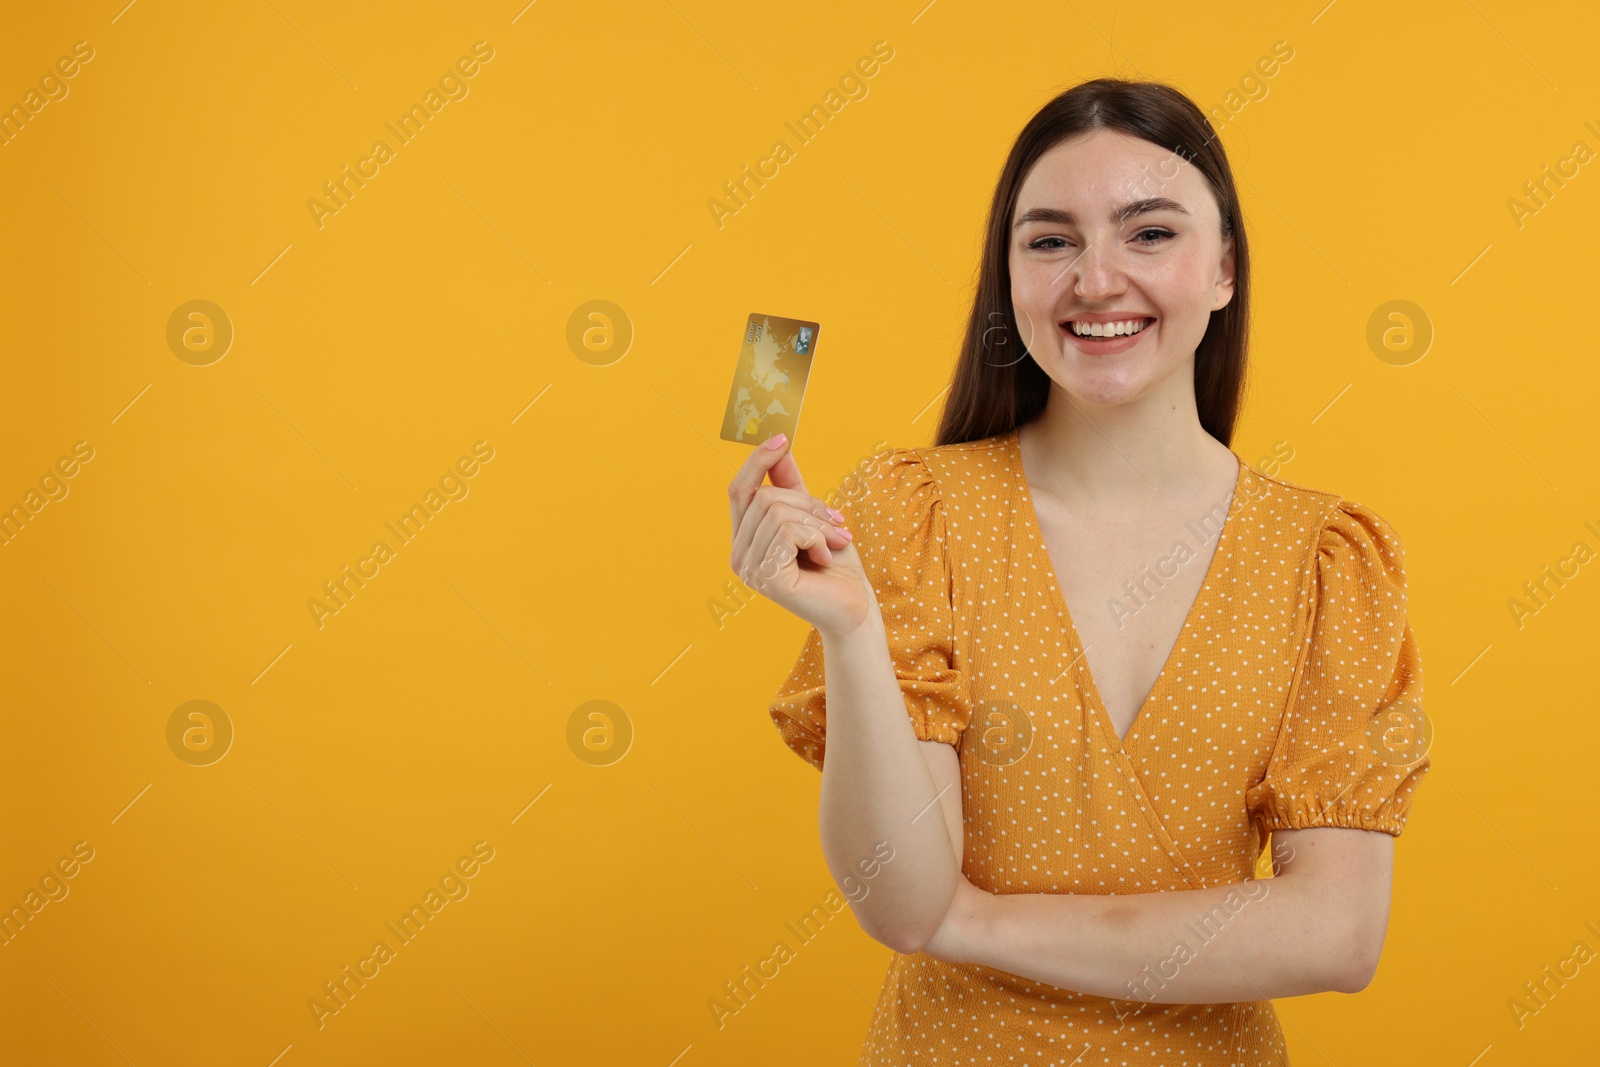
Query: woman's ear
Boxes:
[{"xmin": 1211, "ymin": 236, "xmax": 1237, "ymax": 311}]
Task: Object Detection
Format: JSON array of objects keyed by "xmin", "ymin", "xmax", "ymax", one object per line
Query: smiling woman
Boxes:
[{"xmin": 742, "ymin": 77, "xmax": 1431, "ymax": 1066}]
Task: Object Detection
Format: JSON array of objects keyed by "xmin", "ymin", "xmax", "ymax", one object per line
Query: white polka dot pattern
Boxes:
[{"xmin": 767, "ymin": 428, "xmax": 1430, "ymax": 1065}]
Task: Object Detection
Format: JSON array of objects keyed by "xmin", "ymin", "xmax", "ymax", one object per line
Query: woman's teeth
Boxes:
[{"xmin": 1066, "ymin": 318, "xmax": 1152, "ymax": 337}]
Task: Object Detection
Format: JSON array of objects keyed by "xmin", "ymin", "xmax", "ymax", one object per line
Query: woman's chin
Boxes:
[
  {"xmin": 1044, "ymin": 366, "xmax": 1151, "ymax": 407},
  {"xmin": 1041, "ymin": 348, "xmax": 1201, "ymax": 409}
]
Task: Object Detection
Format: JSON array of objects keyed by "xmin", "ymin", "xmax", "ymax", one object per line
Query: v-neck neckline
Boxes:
[{"xmin": 1003, "ymin": 426, "xmax": 1247, "ymax": 754}]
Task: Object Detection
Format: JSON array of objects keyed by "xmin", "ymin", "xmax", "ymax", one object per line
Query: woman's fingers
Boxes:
[
  {"xmin": 748, "ymin": 514, "xmax": 833, "ymax": 592},
  {"xmin": 737, "ymin": 497, "xmax": 842, "ymax": 585},
  {"xmin": 729, "ymin": 434, "xmax": 808, "ymax": 535},
  {"xmin": 727, "ymin": 435, "xmax": 860, "ymax": 607},
  {"xmin": 730, "ymin": 484, "xmax": 846, "ymax": 571},
  {"xmin": 765, "ymin": 441, "xmax": 810, "ymax": 494}
]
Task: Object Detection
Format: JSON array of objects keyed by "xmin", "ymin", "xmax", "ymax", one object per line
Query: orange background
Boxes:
[{"xmin": 2, "ymin": 1, "xmax": 1597, "ymax": 1064}]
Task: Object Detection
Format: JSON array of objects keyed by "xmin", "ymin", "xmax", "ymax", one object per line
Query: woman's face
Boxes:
[{"xmin": 1008, "ymin": 128, "xmax": 1235, "ymax": 410}]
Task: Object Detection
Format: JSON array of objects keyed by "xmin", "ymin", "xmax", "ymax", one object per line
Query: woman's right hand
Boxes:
[{"xmin": 728, "ymin": 434, "xmax": 880, "ymax": 639}]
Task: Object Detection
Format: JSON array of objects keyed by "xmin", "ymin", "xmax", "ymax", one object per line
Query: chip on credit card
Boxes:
[{"xmin": 719, "ymin": 312, "xmax": 819, "ymax": 446}]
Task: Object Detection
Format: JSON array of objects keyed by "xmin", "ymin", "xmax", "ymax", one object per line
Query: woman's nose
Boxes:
[{"xmin": 1068, "ymin": 240, "xmax": 1126, "ymax": 300}]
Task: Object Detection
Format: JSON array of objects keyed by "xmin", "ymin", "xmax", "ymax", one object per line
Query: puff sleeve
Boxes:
[
  {"xmin": 1245, "ymin": 499, "xmax": 1432, "ymax": 843},
  {"xmin": 767, "ymin": 448, "xmax": 973, "ymax": 771}
]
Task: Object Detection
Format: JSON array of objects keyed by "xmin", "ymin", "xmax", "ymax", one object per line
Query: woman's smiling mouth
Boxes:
[
  {"xmin": 1062, "ymin": 316, "xmax": 1154, "ymax": 337},
  {"xmin": 1059, "ymin": 315, "xmax": 1156, "ymax": 352}
]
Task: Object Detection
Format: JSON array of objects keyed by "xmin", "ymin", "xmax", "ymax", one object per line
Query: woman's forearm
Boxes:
[
  {"xmin": 950, "ymin": 874, "xmax": 1361, "ymax": 1004},
  {"xmin": 816, "ymin": 614, "xmax": 959, "ymax": 953}
]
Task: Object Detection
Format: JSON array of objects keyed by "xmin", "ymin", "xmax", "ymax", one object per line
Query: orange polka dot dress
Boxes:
[{"xmin": 768, "ymin": 427, "xmax": 1431, "ymax": 1066}]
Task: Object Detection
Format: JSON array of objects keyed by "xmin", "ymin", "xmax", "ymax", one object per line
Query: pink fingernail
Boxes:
[{"xmin": 765, "ymin": 434, "xmax": 787, "ymax": 450}]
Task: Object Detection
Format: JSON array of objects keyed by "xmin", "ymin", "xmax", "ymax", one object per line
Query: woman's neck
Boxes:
[{"xmin": 1016, "ymin": 379, "xmax": 1236, "ymax": 519}]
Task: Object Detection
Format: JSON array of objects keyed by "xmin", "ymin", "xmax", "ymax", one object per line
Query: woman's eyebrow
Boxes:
[{"xmin": 1012, "ymin": 197, "xmax": 1191, "ymax": 229}]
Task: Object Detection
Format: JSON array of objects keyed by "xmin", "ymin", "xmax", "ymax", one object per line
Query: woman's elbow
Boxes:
[
  {"xmin": 1329, "ymin": 918, "xmax": 1386, "ymax": 993},
  {"xmin": 844, "ymin": 868, "xmax": 959, "ymax": 955},
  {"xmin": 859, "ymin": 910, "xmax": 938, "ymax": 955}
]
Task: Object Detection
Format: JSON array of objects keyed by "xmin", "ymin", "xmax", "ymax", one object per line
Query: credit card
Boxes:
[{"xmin": 718, "ymin": 312, "xmax": 819, "ymax": 446}]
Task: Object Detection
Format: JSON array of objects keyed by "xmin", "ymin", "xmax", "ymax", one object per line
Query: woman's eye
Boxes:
[{"xmin": 1028, "ymin": 230, "xmax": 1172, "ymax": 251}]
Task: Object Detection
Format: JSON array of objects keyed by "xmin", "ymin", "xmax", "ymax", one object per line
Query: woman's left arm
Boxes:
[{"xmin": 920, "ymin": 825, "xmax": 1395, "ymax": 1003}]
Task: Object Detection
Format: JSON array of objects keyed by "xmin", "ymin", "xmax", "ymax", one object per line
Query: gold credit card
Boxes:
[{"xmin": 719, "ymin": 312, "xmax": 820, "ymax": 446}]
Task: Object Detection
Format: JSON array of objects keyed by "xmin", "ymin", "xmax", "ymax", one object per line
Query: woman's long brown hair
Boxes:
[{"xmin": 934, "ymin": 78, "xmax": 1250, "ymax": 448}]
